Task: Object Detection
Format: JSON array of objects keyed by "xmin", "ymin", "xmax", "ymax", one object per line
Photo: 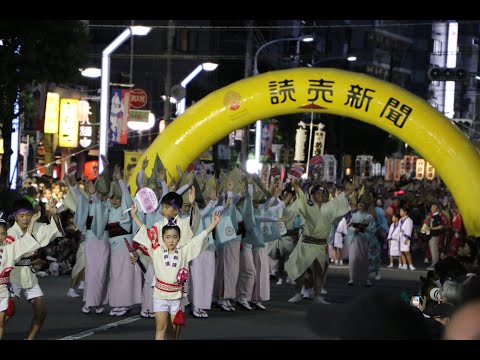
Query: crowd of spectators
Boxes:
[{"xmin": 0, "ymin": 175, "xmax": 81, "ymax": 278}]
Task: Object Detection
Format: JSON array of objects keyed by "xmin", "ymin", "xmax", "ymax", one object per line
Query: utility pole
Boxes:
[
  {"xmin": 129, "ymin": 20, "xmax": 134, "ymax": 85},
  {"xmin": 241, "ymin": 20, "xmax": 255, "ymax": 166},
  {"xmin": 164, "ymin": 20, "xmax": 175, "ymax": 123}
]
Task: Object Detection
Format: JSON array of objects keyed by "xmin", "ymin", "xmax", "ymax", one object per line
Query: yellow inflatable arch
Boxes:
[{"xmin": 128, "ymin": 68, "xmax": 480, "ymax": 236}]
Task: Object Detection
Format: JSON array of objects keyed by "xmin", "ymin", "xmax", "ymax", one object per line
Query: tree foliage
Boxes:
[{"xmin": 0, "ymin": 20, "xmax": 90, "ymax": 190}]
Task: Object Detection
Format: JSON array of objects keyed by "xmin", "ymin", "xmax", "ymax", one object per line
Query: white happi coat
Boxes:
[
  {"xmin": 133, "ymin": 225, "xmax": 210, "ymax": 300},
  {"xmin": 9, "ymin": 220, "xmax": 62, "ymax": 290},
  {"xmin": 188, "ymin": 201, "xmax": 216, "ymax": 309},
  {"xmin": 387, "ymin": 221, "xmax": 401, "ymax": 257},
  {"xmin": 0, "ymin": 220, "xmax": 59, "ymax": 298},
  {"xmin": 285, "ymin": 191, "xmax": 350, "ymax": 280},
  {"xmin": 399, "ymin": 215, "xmax": 414, "ymax": 253}
]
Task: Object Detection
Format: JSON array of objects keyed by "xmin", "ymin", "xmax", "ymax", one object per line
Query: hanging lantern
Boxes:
[
  {"xmin": 415, "ymin": 159, "xmax": 425, "ymax": 180},
  {"xmin": 294, "ymin": 128, "xmax": 307, "ymax": 162},
  {"xmin": 425, "ymin": 162, "xmax": 436, "ymax": 180}
]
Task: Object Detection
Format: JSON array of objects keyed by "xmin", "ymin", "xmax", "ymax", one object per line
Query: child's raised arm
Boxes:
[{"xmin": 130, "ymin": 203, "xmax": 145, "ymax": 229}]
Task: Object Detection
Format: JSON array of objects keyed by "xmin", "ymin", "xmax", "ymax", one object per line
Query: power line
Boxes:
[{"xmin": 86, "ymin": 20, "xmax": 480, "ymax": 31}]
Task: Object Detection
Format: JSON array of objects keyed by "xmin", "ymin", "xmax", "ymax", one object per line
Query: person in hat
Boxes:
[
  {"xmin": 94, "ymin": 165, "xmax": 143, "ymax": 317},
  {"xmin": 131, "ymin": 202, "xmax": 222, "ymax": 339},
  {"xmin": 73, "ymin": 155, "xmax": 110, "ymax": 314},
  {"xmin": 0, "ymin": 209, "xmax": 60, "ymax": 340},
  {"xmin": 214, "ymin": 169, "xmax": 246, "ymax": 312},
  {"xmin": 236, "ymin": 174, "xmax": 285, "ymax": 311},
  {"xmin": 0, "ymin": 215, "xmax": 10, "ymax": 339},
  {"xmin": 93, "ymin": 155, "xmax": 111, "ymax": 201},
  {"xmin": 269, "ymin": 186, "xmax": 300, "ymax": 285},
  {"xmin": 251, "ymin": 179, "xmax": 287, "ymax": 310},
  {"xmin": 346, "ymin": 197, "xmax": 377, "ymax": 287},
  {"xmin": 131, "ymin": 164, "xmax": 198, "ymax": 318},
  {"xmin": 7, "ymin": 198, "xmax": 62, "ymax": 340},
  {"xmin": 65, "ymin": 175, "xmax": 110, "ymax": 315},
  {"xmin": 136, "ymin": 156, "xmax": 168, "ymax": 202},
  {"xmin": 286, "ymin": 178, "xmax": 353, "ymax": 304},
  {"xmin": 187, "ymin": 173, "xmax": 225, "ymax": 318}
]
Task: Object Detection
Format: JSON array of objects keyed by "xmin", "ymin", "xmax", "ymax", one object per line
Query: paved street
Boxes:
[{"xmin": 4, "ymin": 264, "xmax": 426, "ymax": 341}]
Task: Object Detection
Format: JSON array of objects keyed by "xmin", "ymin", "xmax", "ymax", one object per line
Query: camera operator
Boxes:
[{"xmin": 426, "ymin": 303, "xmax": 456, "ymax": 339}]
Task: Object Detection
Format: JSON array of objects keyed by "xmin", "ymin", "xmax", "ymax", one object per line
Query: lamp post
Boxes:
[
  {"xmin": 99, "ymin": 25, "xmax": 151, "ymax": 173},
  {"xmin": 252, "ymin": 35, "xmax": 314, "ymax": 174},
  {"xmin": 307, "ymin": 55, "xmax": 357, "ymax": 67},
  {"xmin": 175, "ymin": 62, "xmax": 219, "ymax": 115}
]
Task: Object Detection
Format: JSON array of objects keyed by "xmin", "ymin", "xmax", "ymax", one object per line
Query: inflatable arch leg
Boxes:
[{"xmin": 128, "ymin": 68, "xmax": 480, "ymax": 236}]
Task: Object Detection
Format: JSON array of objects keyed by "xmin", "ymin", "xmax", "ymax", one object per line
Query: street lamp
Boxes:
[
  {"xmin": 99, "ymin": 25, "xmax": 151, "ymax": 173},
  {"xmin": 175, "ymin": 62, "xmax": 219, "ymax": 115},
  {"xmin": 80, "ymin": 67, "xmax": 101, "ymax": 78},
  {"xmin": 252, "ymin": 35, "xmax": 314, "ymax": 174},
  {"xmin": 307, "ymin": 55, "xmax": 357, "ymax": 67}
]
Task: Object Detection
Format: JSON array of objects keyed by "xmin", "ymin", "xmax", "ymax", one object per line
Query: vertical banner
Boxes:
[
  {"xmin": 415, "ymin": 158, "xmax": 425, "ymax": 180},
  {"xmin": 354, "ymin": 156, "xmax": 363, "ymax": 177},
  {"xmin": 59, "ymin": 98, "xmax": 79, "ymax": 148},
  {"xmin": 384, "ymin": 157, "xmax": 393, "ymax": 181},
  {"xmin": 313, "ymin": 129, "xmax": 326, "ymax": 156},
  {"xmin": 110, "ymin": 89, "xmax": 130, "ymax": 145},
  {"xmin": 78, "ymin": 100, "xmax": 93, "ymax": 148},
  {"xmin": 44, "ymin": 92, "xmax": 60, "ymax": 134},
  {"xmin": 261, "ymin": 122, "xmax": 275, "ymax": 160},
  {"xmin": 393, "ymin": 159, "xmax": 402, "ymax": 182},
  {"xmin": 411, "ymin": 156, "xmax": 418, "ymax": 178},
  {"xmin": 404, "ymin": 155, "xmax": 412, "ymax": 178},
  {"xmin": 364, "ymin": 155, "xmax": 373, "ymax": 177},
  {"xmin": 124, "ymin": 150, "xmax": 143, "ymax": 185},
  {"xmin": 399, "ymin": 158, "xmax": 406, "ymax": 178},
  {"xmin": 321, "ymin": 154, "xmax": 337, "ymax": 183}
]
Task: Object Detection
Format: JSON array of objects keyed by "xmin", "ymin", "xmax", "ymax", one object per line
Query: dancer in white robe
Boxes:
[
  {"xmin": 131, "ymin": 203, "xmax": 221, "ymax": 339},
  {"xmin": 8, "ymin": 198, "xmax": 62, "ymax": 340}
]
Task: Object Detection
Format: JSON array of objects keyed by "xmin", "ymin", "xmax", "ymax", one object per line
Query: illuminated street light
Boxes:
[
  {"xmin": 99, "ymin": 25, "xmax": 151, "ymax": 173},
  {"xmin": 127, "ymin": 112, "xmax": 156, "ymax": 131},
  {"xmin": 175, "ymin": 62, "xmax": 219, "ymax": 115},
  {"xmin": 80, "ymin": 67, "xmax": 101, "ymax": 78},
  {"xmin": 307, "ymin": 55, "xmax": 357, "ymax": 67},
  {"xmin": 252, "ymin": 35, "xmax": 314, "ymax": 174}
]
